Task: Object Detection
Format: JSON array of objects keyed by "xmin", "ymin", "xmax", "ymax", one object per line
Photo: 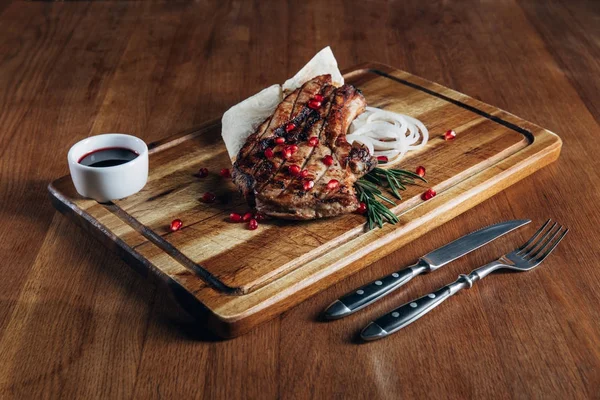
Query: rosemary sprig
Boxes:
[
  {"xmin": 357, "ymin": 167, "xmax": 427, "ymax": 230},
  {"xmin": 355, "ymin": 181, "xmax": 398, "ymax": 230}
]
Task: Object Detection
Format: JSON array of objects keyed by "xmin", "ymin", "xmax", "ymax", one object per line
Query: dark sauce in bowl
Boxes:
[{"xmin": 78, "ymin": 147, "xmax": 139, "ymax": 168}]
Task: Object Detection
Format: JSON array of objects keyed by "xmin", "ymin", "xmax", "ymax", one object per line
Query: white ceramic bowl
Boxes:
[{"xmin": 67, "ymin": 133, "xmax": 148, "ymax": 202}]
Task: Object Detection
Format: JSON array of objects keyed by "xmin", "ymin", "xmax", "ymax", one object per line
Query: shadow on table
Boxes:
[{"xmin": 49, "ymin": 212, "xmax": 226, "ymax": 343}]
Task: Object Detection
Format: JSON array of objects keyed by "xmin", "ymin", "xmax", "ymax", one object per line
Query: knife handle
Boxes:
[
  {"xmin": 360, "ymin": 274, "xmax": 474, "ymax": 341},
  {"xmin": 323, "ymin": 261, "xmax": 429, "ymax": 320}
]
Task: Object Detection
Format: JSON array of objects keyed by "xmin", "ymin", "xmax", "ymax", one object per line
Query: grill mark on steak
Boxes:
[
  {"xmin": 258, "ymin": 85, "xmax": 336, "ymax": 199},
  {"xmin": 316, "ymin": 85, "xmax": 368, "ymax": 205},
  {"xmin": 283, "ymin": 84, "xmax": 364, "ymax": 201},
  {"xmin": 231, "ymin": 85, "xmax": 304, "ymax": 203},
  {"xmin": 236, "ymin": 89, "xmax": 296, "ymax": 165},
  {"xmin": 256, "ymin": 108, "xmax": 319, "ymax": 193},
  {"xmin": 244, "ymin": 89, "xmax": 302, "ymax": 173},
  {"xmin": 253, "ymin": 76, "xmax": 331, "ymax": 191},
  {"xmin": 278, "ymin": 101, "xmax": 336, "ymax": 197}
]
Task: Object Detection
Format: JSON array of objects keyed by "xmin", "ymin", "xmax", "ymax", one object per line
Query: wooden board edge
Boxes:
[{"xmin": 46, "ymin": 182, "xmax": 220, "ymax": 326}]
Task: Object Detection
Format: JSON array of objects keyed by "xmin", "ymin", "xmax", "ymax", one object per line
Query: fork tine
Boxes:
[
  {"xmin": 534, "ymin": 228, "xmax": 568, "ymax": 263},
  {"xmin": 527, "ymin": 224, "xmax": 563, "ymax": 260},
  {"xmin": 517, "ymin": 219, "xmax": 551, "ymax": 254},
  {"xmin": 523, "ymin": 222, "xmax": 559, "ymax": 258}
]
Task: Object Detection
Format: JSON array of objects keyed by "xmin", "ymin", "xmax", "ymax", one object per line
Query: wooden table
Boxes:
[{"xmin": 1, "ymin": 0, "xmax": 598, "ymax": 398}]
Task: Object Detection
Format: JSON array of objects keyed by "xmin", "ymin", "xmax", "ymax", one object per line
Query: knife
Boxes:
[{"xmin": 322, "ymin": 219, "xmax": 530, "ymax": 320}]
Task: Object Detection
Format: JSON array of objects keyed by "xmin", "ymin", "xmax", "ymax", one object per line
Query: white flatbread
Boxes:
[{"xmin": 221, "ymin": 47, "xmax": 343, "ymax": 162}]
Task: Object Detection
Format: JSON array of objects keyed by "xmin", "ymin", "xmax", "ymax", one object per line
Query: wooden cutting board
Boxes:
[{"xmin": 49, "ymin": 63, "xmax": 562, "ymax": 338}]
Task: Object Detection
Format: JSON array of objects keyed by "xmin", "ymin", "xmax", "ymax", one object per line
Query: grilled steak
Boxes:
[{"xmin": 231, "ymin": 75, "xmax": 377, "ymax": 220}]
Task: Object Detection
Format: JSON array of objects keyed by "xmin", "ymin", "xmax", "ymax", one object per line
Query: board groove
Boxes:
[
  {"xmin": 105, "ymin": 203, "xmax": 239, "ymax": 294},
  {"xmin": 49, "ymin": 63, "xmax": 562, "ymax": 337},
  {"xmin": 370, "ymin": 69, "xmax": 535, "ymax": 142}
]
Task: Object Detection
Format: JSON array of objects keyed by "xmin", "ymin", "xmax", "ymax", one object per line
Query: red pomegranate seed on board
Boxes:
[
  {"xmin": 282, "ymin": 148, "xmax": 293, "ymax": 159},
  {"xmin": 197, "ymin": 168, "xmax": 209, "ymax": 178},
  {"xmin": 285, "ymin": 123, "xmax": 296, "ymax": 132},
  {"xmin": 220, "ymin": 168, "xmax": 230, "ymax": 178},
  {"xmin": 289, "ymin": 144, "xmax": 299, "ymax": 153},
  {"xmin": 444, "ymin": 130, "xmax": 456, "ymax": 140},
  {"xmin": 327, "ymin": 179, "xmax": 339, "ymax": 190},
  {"xmin": 288, "ymin": 164, "xmax": 301, "ymax": 176},
  {"xmin": 202, "ymin": 192, "xmax": 216, "ymax": 203},
  {"xmin": 357, "ymin": 202, "xmax": 367, "ymax": 215},
  {"xmin": 377, "ymin": 155, "xmax": 388, "ymax": 163},
  {"xmin": 300, "ymin": 169, "xmax": 309, "ymax": 178},
  {"xmin": 323, "ymin": 155, "xmax": 334, "ymax": 166},
  {"xmin": 308, "ymin": 137, "xmax": 319, "ymax": 147},
  {"xmin": 169, "ymin": 219, "xmax": 183, "ymax": 232},
  {"xmin": 248, "ymin": 219, "xmax": 259, "ymax": 230},
  {"xmin": 264, "ymin": 148, "xmax": 274, "ymax": 158},
  {"xmin": 421, "ymin": 188, "xmax": 437, "ymax": 200},
  {"xmin": 308, "ymin": 99, "xmax": 322, "ymax": 109},
  {"xmin": 416, "ymin": 166, "xmax": 426, "ymax": 177},
  {"xmin": 243, "ymin": 212, "xmax": 253, "ymax": 222},
  {"xmin": 229, "ymin": 213, "xmax": 242, "ymax": 223},
  {"xmin": 314, "ymin": 94, "xmax": 324, "ymax": 102},
  {"xmin": 303, "ymin": 180, "xmax": 315, "ymax": 191},
  {"xmin": 275, "ymin": 137, "xmax": 285, "ymax": 145}
]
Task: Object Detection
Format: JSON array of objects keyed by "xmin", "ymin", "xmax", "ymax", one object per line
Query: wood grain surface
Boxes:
[{"xmin": 1, "ymin": 0, "xmax": 599, "ymax": 398}]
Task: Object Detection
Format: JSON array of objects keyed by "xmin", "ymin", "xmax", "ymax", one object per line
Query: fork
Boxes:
[{"xmin": 361, "ymin": 220, "xmax": 568, "ymax": 341}]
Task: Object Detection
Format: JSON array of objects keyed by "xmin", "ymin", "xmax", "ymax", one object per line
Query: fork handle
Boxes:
[{"xmin": 361, "ymin": 274, "xmax": 475, "ymax": 341}]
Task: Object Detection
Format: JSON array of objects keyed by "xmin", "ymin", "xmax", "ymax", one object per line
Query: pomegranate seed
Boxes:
[
  {"xmin": 248, "ymin": 219, "xmax": 259, "ymax": 230},
  {"xmin": 314, "ymin": 94, "xmax": 324, "ymax": 102},
  {"xmin": 308, "ymin": 99, "xmax": 322, "ymax": 109},
  {"xmin": 197, "ymin": 168, "xmax": 209, "ymax": 178},
  {"xmin": 285, "ymin": 123, "xmax": 296, "ymax": 132},
  {"xmin": 377, "ymin": 156, "xmax": 388, "ymax": 163},
  {"xmin": 169, "ymin": 219, "xmax": 183, "ymax": 232},
  {"xmin": 326, "ymin": 179, "xmax": 339, "ymax": 190},
  {"xmin": 288, "ymin": 164, "xmax": 301, "ymax": 176},
  {"xmin": 275, "ymin": 137, "xmax": 285, "ymax": 145},
  {"xmin": 303, "ymin": 180, "xmax": 315, "ymax": 191},
  {"xmin": 229, "ymin": 213, "xmax": 242, "ymax": 223},
  {"xmin": 202, "ymin": 192, "xmax": 216, "ymax": 203},
  {"xmin": 323, "ymin": 155, "xmax": 334, "ymax": 166},
  {"xmin": 283, "ymin": 145, "xmax": 297, "ymax": 159},
  {"xmin": 264, "ymin": 148, "xmax": 274, "ymax": 158},
  {"xmin": 254, "ymin": 213, "xmax": 266, "ymax": 221},
  {"xmin": 421, "ymin": 188, "xmax": 437, "ymax": 200},
  {"xmin": 300, "ymin": 169, "xmax": 309, "ymax": 178},
  {"xmin": 356, "ymin": 202, "xmax": 367, "ymax": 215},
  {"xmin": 220, "ymin": 168, "xmax": 230, "ymax": 178},
  {"xmin": 243, "ymin": 212, "xmax": 253, "ymax": 222},
  {"xmin": 416, "ymin": 166, "xmax": 426, "ymax": 177},
  {"xmin": 308, "ymin": 137, "xmax": 319, "ymax": 147},
  {"xmin": 444, "ymin": 130, "xmax": 456, "ymax": 140}
]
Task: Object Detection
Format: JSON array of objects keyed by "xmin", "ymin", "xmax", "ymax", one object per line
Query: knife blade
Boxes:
[{"xmin": 322, "ymin": 219, "xmax": 530, "ymax": 320}]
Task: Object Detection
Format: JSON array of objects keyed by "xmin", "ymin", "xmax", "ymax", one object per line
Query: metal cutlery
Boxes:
[
  {"xmin": 323, "ymin": 219, "xmax": 530, "ymax": 320},
  {"xmin": 361, "ymin": 219, "xmax": 568, "ymax": 341}
]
